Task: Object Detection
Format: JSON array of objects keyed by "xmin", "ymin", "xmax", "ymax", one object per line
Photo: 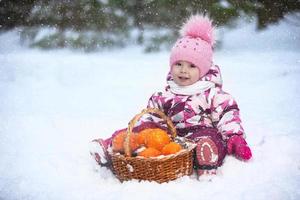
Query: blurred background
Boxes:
[
  {"xmin": 0, "ymin": 0, "xmax": 300, "ymax": 52},
  {"xmin": 0, "ymin": 2, "xmax": 300, "ymax": 200}
]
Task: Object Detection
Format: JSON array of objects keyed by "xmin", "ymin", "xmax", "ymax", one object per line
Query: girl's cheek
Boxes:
[
  {"xmin": 170, "ymin": 66, "xmax": 177, "ymax": 74},
  {"xmin": 197, "ymin": 69, "xmax": 201, "ymax": 79}
]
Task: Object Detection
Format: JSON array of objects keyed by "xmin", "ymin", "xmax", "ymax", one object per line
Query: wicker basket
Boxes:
[{"xmin": 109, "ymin": 108, "xmax": 196, "ymax": 183}]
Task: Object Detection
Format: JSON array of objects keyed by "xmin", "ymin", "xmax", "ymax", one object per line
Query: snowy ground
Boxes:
[{"xmin": 1, "ymin": 17, "xmax": 300, "ymax": 200}]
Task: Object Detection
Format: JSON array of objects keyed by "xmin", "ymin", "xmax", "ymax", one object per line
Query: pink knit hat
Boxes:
[{"xmin": 170, "ymin": 15, "xmax": 215, "ymax": 77}]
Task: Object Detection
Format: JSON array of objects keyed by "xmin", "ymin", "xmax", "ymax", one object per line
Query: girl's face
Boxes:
[{"xmin": 171, "ymin": 61, "xmax": 200, "ymax": 86}]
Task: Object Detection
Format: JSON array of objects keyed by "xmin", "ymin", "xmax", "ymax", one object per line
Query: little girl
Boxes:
[{"xmin": 90, "ymin": 15, "xmax": 252, "ymax": 177}]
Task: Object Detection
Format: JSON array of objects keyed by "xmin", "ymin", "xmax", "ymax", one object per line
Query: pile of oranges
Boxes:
[{"xmin": 112, "ymin": 128, "xmax": 182, "ymax": 158}]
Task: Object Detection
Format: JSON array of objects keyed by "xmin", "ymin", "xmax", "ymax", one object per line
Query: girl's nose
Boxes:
[{"xmin": 180, "ymin": 65, "xmax": 188, "ymax": 73}]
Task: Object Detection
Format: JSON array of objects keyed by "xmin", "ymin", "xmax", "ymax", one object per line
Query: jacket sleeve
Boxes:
[
  {"xmin": 211, "ymin": 90, "xmax": 245, "ymax": 140},
  {"xmin": 147, "ymin": 92, "xmax": 162, "ymax": 109},
  {"xmin": 145, "ymin": 92, "xmax": 165, "ymax": 123}
]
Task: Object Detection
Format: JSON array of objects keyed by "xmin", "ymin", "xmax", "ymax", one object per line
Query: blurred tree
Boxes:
[
  {"xmin": 255, "ymin": 0, "xmax": 300, "ymax": 29},
  {"xmin": 19, "ymin": 0, "xmax": 130, "ymax": 51},
  {"xmin": 0, "ymin": 0, "xmax": 37, "ymax": 30},
  {"xmin": 1, "ymin": 0, "xmax": 299, "ymax": 51}
]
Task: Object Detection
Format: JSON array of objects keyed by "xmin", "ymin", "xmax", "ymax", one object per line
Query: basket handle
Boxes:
[{"xmin": 124, "ymin": 108, "xmax": 177, "ymax": 157}]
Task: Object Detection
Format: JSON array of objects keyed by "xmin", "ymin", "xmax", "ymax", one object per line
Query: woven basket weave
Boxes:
[{"xmin": 110, "ymin": 108, "xmax": 195, "ymax": 183}]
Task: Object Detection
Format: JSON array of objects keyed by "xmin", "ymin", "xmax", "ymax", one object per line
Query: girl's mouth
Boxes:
[{"xmin": 178, "ymin": 76, "xmax": 189, "ymax": 81}]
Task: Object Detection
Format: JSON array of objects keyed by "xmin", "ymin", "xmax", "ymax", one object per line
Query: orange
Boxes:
[
  {"xmin": 138, "ymin": 147, "xmax": 161, "ymax": 158},
  {"xmin": 161, "ymin": 142, "xmax": 182, "ymax": 155},
  {"xmin": 112, "ymin": 131, "xmax": 139, "ymax": 153},
  {"xmin": 136, "ymin": 128, "xmax": 153, "ymax": 146},
  {"xmin": 145, "ymin": 128, "xmax": 170, "ymax": 151}
]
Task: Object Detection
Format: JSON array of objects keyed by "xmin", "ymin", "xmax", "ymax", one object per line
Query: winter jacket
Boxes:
[{"xmin": 146, "ymin": 65, "xmax": 245, "ymax": 141}]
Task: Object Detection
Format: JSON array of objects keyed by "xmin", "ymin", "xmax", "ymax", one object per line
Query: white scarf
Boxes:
[{"xmin": 167, "ymin": 80, "xmax": 215, "ymax": 95}]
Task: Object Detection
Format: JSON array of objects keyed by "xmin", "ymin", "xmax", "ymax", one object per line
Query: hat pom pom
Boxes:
[{"xmin": 180, "ymin": 14, "xmax": 215, "ymax": 46}]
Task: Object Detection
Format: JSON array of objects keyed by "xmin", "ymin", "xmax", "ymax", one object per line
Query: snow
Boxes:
[{"xmin": 1, "ymin": 16, "xmax": 300, "ymax": 200}]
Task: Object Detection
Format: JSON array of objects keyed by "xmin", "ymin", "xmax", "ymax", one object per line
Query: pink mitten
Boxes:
[{"xmin": 227, "ymin": 135, "xmax": 252, "ymax": 161}]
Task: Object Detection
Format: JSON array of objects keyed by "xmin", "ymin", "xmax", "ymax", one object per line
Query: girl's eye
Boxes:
[
  {"xmin": 175, "ymin": 62, "xmax": 182, "ymax": 66},
  {"xmin": 190, "ymin": 64, "xmax": 196, "ymax": 68}
]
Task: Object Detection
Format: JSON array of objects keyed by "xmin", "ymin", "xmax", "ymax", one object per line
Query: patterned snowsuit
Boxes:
[{"xmin": 144, "ymin": 65, "xmax": 245, "ymax": 166}]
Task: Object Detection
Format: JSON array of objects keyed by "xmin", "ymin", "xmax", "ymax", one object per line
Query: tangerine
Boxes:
[
  {"xmin": 136, "ymin": 128, "xmax": 154, "ymax": 146},
  {"xmin": 145, "ymin": 128, "xmax": 170, "ymax": 151},
  {"xmin": 138, "ymin": 147, "xmax": 161, "ymax": 158},
  {"xmin": 161, "ymin": 142, "xmax": 182, "ymax": 155},
  {"xmin": 112, "ymin": 131, "xmax": 139, "ymax": 153}
]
